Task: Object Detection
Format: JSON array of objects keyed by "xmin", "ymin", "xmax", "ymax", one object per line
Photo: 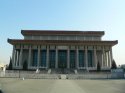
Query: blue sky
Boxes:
[{"xmin": 0, "ymin": 0, "xmax": 125, "ymax": 65}]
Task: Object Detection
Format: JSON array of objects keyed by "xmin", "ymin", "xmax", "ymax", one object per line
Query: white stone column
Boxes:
[
  {"xmin": 14, "ymin": 50, "xmax": 17, "ymax": 67},
  {"xmin": 13, "ymin": 50, "xmax": 16, "ymax": 67},
  {"xmin": 105, "ymin": 52, "xmax": 108, "ymax": 67},
  {"xmin": 12, "ymin": 46, "xmax": 15, "ymax": 67},
  {"xmin": 55, "ymin": 47, "xmax": 58, "ymax": 68},
  {"xmin": 108, "ymin": 51, "xmax": 110, "ymax": 67},
  {"xmin": 85, "ymin": 46, "xmax": 88, "ymax": 69},
  {"xmin": 67, "ymin": 48, "xmax": 70, "ymax": 69},
  {"xmin": 67, "ymin": 47, "xmax": 70, "ymax": 69},
  {"xmin": 76, "ymin": 46, "xmax": 79, "ymax": 69},
  {"xmin": 110, "ymin": 47, "xmax": 113, "ymax": 65},
  {"xmin": 46, "ymin": 46, "xmax": 49, "ymax": 69},
  {"xmin": 94, "ymin": 47, "xmax": 97, "ymax": 67},
  {"xmin": 15, "ymin": 50, "xmax": 18, "ymax": 66},
  {"xmin": 17, "ymin": 50, "xmax": 19, "ymax": 66},
  {"xmin": 28, "ymin": 46, "xmax": 31, "ymax": 68},
  {"xmin": 104, "ymin": 51, "xmax": 107, "ymax": 67},
  {"xmin": 102, "ymin": 46, "xmax": 105, "ymax": 67},
  {"xmin": 19, "ymin": 46, "xmax": 23, "ymax": 67},
  {"xmin": 37, "ymin": 46, "xmax": 40, "ymax": 68},
  {"xmin": 15, "ymin": 50, "xmax": 17, "ymax": 66}
]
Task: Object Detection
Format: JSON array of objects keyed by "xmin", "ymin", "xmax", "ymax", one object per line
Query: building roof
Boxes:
[
  {"xmin": 21, "ymin": 30, "xmax": 105, "ymax": 36},
  {"xmin": 8, "ymin": 39, "xmax": 118, "ymax": 46}
]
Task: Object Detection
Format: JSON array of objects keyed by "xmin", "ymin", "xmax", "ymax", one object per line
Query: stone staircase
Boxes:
[{"xmin": 50, "ymin": 69, "xmax": 75, "ymax": 74}]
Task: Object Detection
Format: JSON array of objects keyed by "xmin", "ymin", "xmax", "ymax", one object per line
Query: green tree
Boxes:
[
  {"xmin": 111, "ymin": 59, "xmax": 117, "ymax": 69},
  {"xmin": 0, "ymin": 89, "xmax": 3, "ymax": 93},
  {"xmin": 23, "ymin": 60, "xmax": 28, "ymax": 70},
  {"xmin": 8, "ymin": 57, "xmax": 13, "ymax": 70},
  {"xmin": 97, "ymin": 61, "xmax": 101, "ymax": 72}
]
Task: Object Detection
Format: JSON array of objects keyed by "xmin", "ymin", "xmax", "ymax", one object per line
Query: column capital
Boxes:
[
  {"xmin": 76, "ymin": 46, "xmax": 78, "ymax": 49},
  {"xmin": 93, "ymin": 46, "xmax": 97, "ymax": 50},
  {"xmin": 85, "ymin": 46, "xmax": 88, "ymax": 50},
  {"xmin": 102, "ymin": 46, "xmax": 105, "ymax": 49},
  {"xmin": 20, "ymin": 45, "xmax": 23, "ymax": 49},
  {"xmin": 29, "ymin": 45, "xmax": 32, "ymax": 49}
]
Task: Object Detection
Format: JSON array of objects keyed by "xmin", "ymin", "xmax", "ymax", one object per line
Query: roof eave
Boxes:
[{"xmin": 8, "ymin": 39, "xmax": 118, "ymax": 46}]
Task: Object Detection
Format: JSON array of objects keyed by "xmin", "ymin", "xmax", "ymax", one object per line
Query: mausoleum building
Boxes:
[{"xmin": 8, "ymin": 30, "xmax": 118, "ymax": 70}]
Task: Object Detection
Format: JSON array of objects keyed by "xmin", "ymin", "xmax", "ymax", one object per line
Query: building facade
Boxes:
[{"xmin": 8, "ymin": 30, "xmax": 118, "ymax": 70}]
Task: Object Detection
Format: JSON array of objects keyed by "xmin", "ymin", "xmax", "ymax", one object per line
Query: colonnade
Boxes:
[{"xmin": 12, "ymin": 45, "xmax": 113, "ymax": 69}]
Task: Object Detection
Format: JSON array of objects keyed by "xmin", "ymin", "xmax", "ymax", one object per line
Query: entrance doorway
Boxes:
[
  {"xmin": 49, "ymin": 50, "xmax": 56, "ymax": 68},
  {"xmin": 58, "ymin": 50, "xmax": 67, "ymax": 68}
]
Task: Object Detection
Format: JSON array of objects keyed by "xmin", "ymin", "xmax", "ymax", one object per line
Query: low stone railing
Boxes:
[{"xmin": 0, "ymin": 70, "xmax": 124, "ymax": 79}]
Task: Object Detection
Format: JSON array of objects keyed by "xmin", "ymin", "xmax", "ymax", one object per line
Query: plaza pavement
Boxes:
[{"xmin": 0, "ymin": 78, "xmax": 125, "ymax": 93}]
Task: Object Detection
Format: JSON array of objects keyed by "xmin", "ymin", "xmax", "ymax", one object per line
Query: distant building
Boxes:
[
  {"xmin": 0, "ymin": 63, "xmax": 6, "ymax": 71},
  {"xmin": 121, "ymin": 64, "xmax": 125, "ymax": 69},
  {"xmin": 8, "ymin": 30, "xmax": 118, "ymax": 70}
]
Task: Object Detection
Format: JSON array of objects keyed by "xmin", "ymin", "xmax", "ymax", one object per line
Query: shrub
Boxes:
[
  {"xmin": 97, "ymin": 61, "xmax": 101, "ymax": 72},
  {"xmin": 23, "ymin": 60, "xmax": 28, "ymax": 70},
  {"xmin": 0, "ymin": 89, "xmax": 3, "ymax": 93},
  {"xmin": 8, "ymin": 57, "xmax": 13, "ymax": 70},
  {"xmin": 111, "ymin": 59, "xmax": 117, "ymax": 69}
]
